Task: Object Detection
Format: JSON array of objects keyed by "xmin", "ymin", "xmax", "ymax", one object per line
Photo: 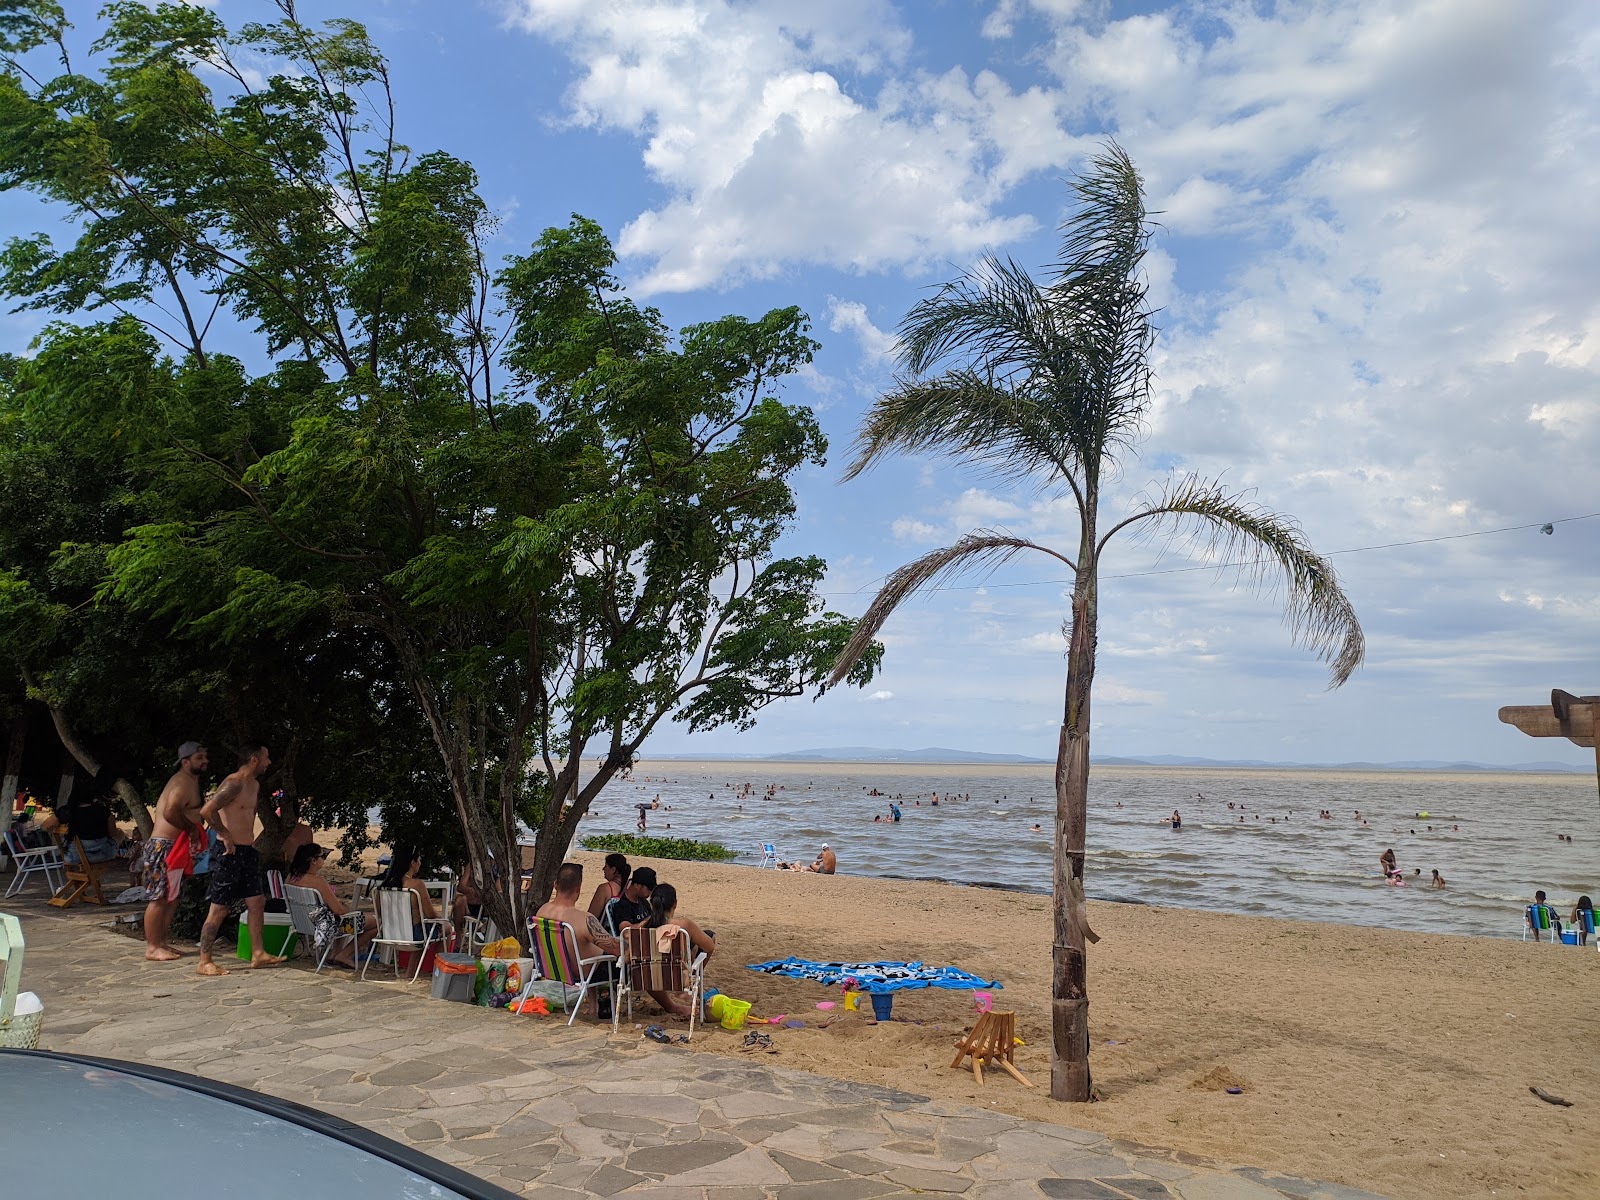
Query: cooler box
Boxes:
[
  {"xmin": 431, "ymin": 952, "xmax": 479, "ymax": 1002},
  {"xmin": 236, "ymin": 913, "xmax": 297, "ymax": 960},
  {"xmin": 1560, "ymin": 930, "xmax": 1578, "ymax": 946}
]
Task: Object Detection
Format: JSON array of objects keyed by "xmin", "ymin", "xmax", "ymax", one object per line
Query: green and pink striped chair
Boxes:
[{"xmin": 518, "ymin": 916, "xmax": 615, "ymax": 1025}]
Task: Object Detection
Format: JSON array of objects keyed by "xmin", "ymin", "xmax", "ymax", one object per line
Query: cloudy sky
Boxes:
[{"xmin": 17, "ymin": 1, "xmax": 1600, "ymax": 766}]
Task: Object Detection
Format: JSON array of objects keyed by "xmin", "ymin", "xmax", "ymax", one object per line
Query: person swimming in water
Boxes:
[
  {"xmin": 1431, "ymin": 869, "xmax": 1446, "ymax": 889},
  {"xmin": 1170, "ymin": 809, "xmax": 1182, "ymax": 830},
  {"xmin": 1379, "ymin": 848, "xmax": 1400, "ymax": 882}
]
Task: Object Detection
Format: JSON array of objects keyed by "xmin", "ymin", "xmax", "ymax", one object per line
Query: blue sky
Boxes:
[{"xmin": 9, "ymin": 1, "xmax": 1599, "ymax": 766}]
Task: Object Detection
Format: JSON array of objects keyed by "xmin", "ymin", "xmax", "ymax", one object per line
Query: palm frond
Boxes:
[
  {"xmin": 828, "ymin": 531, "xmax": 1072, "ymax": 685},
  {"xmin": 1101, "ymin": 475, "xmax": 1365, "ymax": 686},
  {"xmin": 1049, "ymin": 140, "xmax": 1155, "ymax": 467},
  {"xmin": 843, "ymin": 371, "xmax": 1076, "ymax": 490}
]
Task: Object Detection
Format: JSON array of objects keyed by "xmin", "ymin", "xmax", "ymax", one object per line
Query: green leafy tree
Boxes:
[
  {"xmin": 829, "ymin": 144, "xmax": 1364, "ymax": 1102},
  {"xmin": 0, "ymin": 2, "xmax": 877, "ymax": 941}
]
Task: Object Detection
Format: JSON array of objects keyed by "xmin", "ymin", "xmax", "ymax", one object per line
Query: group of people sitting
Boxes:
[{"xmin": 539, "ymin": 851, "xmax": 714, "ymax": 1019}]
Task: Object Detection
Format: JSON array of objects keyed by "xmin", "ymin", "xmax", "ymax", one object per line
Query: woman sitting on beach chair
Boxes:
[{"xmin": 638, "ymin": 883, "xmax": 715, "ymax": 1019}]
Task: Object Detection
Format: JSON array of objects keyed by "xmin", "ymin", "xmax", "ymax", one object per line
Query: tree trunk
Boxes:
[
  {"xmin": 43, "ymin": 703, "xmax": 153, "ymax": 837},
  {"xmin": 1051, "ymin": 560, "xmax": 1098, "ymax": 1102},
  {"xmin": 2, "ymin": 711, "xmax": 25, "ymax": 828}
]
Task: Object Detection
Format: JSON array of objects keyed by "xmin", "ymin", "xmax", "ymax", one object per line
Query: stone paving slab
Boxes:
[{"xmin": 2, "ymin": 898, "xmax": 1383, "ymax": 1200}]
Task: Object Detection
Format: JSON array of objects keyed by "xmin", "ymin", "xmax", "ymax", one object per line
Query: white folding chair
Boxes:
[
  {"xmin": 284, "ymin": 884, "xmax": 358, "ymax": 973},
  {"xmin": 4, "ymin": 828, "xmax": 64, "ymax": 899},
  {"xmin": 518, "ymin": 916, "xmax": 615, "ymax": 1026},
  {"xmin": 362, "ymin": 888, "xmax": 447, "ymax": 983},
  {"xmin": 612, "ymin": 925, "xmax": 707, "ymax": 1040},
  {"xmin": 757, "ymin": 842, "xmax": 779, "ymax": 869}
]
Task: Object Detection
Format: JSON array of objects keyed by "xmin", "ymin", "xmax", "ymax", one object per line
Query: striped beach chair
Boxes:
[
  {"xmin": 612, "ymin": 925, "xmax": 706, "ymax": 1041},
  {"xmin": 1522, "ymin": 903, "xmax": 1560, "ymax": 942},
  {"xmin": 518, "ymin": 916, "xmax": 615, "ymax": 1025}
]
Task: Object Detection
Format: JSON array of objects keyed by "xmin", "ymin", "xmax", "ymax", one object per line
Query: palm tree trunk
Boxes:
[{"xmin": 1051, "ymin": 565, "xmax": 1097, "ymax": 1101}]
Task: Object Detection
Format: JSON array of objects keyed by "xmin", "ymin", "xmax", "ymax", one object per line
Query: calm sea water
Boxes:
[{"xmin": 581, "ymin": 761, "xmax": 1599, "ymax": 941}]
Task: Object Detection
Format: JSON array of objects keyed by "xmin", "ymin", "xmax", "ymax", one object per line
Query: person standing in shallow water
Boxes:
[{"xmin": 195, "ymin": 744, "xmax": 285, "ymax": 977}]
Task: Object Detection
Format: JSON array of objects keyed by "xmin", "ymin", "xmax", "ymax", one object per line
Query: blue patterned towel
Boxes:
[{"xmin": 746, "ymin": 957, "xmax": 1001, "ymax": 994}]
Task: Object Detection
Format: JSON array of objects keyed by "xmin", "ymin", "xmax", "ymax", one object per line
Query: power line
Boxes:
[{"xmin": 821, "ymin": 510, "xmax": 1600, "ymax": 597}]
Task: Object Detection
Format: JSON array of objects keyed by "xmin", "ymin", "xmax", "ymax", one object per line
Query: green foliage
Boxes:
[
  {"xmin": 579, "ymin": 833, "xmax": 737, "ymax": 863},
  {"xmin": 0, "ymin": 0, "xmax": 879, "ymax": 939}
]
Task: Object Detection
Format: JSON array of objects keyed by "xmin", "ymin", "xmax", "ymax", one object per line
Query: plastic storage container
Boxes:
[
  {"xmin": 870, "ymin": 992, "xmax": 894, "ymax": 1021},
  {"xmin": 430, "ymin": 952, "xmax": 479, "ymax": 1002}
]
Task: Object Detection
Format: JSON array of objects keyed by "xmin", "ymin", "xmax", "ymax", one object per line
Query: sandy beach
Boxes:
[{"xmin": 561, "ymin": 848, "xmax": 1598, "ymax": 1200}]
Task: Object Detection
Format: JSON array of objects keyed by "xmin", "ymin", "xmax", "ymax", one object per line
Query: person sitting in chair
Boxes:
[
  {"xmin": 1527, "ymin": 890, "xmax": 1562, "ymax": 941},
  {"xmin": 537, "ymin": 862, "xmax": 619, "ymax": 961},
  {"xmin": 639, "ymin": 882, "xmax": 715, "ymax": 1019},
  {"xmin": 378, "ymin": 846, "xmax": 452, "ymax": 942},
  {"xmin": 602, "ymin": 865, "xmax": 656, "ymax": 938},
  {"xmin": 41, "ymin": 789, "xmax": 121, "ymax": 865},
  {"xmin": 287, "ymin": 843, "xmax": 374, "ymax": 968}
]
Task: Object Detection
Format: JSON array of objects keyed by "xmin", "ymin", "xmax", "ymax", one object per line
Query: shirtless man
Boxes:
[
  {"xmin": 141, "ymin": 741, "xmax": 209, "ymax": 962},
  {"xmin": 791, "ymin": 843, "xmax": 836, "ymax": 874},
  {"xmin": 195, "ymin": 743, "xmax": 285, "ymax": 976},
  {"xmin": 537, "ymin": 862, "xmax": 620, "ymax": 962}
]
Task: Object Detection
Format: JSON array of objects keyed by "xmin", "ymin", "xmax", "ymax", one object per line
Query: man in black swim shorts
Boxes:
[{"xmin": 195, "ymin": 743, "xmax": 283, "ymax": 976}]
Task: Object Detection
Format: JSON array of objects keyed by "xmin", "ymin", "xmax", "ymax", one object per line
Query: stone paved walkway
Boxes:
[{"xmin": 5, "ymin": 895, "xmax": 1381, "ymax": 1200}]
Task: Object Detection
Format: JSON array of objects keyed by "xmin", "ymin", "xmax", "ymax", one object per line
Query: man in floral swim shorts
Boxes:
[{"xmin": 141, "ymin": 741, "xmax": 209, "ymax": 962}]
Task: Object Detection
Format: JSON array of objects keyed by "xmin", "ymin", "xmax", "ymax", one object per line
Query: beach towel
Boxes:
[{"xmin": 746, "ymin": 957, "xmax": 1001, "ymax": 994}]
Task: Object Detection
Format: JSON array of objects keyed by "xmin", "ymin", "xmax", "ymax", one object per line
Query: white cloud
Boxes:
[
  {"xmin": 826, "ymin": 297, "xmax": 897, "ymax": 361},
  {"xmin": 504, "ymin": 0, "xmax": 1069, "ymax": 291},
  {"xmin": 864, "ymin": 690, "xmax": 895, "ymax": 702}
]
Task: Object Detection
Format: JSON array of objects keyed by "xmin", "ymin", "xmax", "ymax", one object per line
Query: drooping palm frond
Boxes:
[
  {"xmin": 828, "ymin": 531, "xmax": 1074, "ymax": 685},
  {"xmin": 843, "ymin": 253, "xmax": 1088, "ymax": 490},
  {"xmin": 1099, "ymin": 475, "xmax": 1365, "ymax": 686},
  {"xmin": 843, "ymin": 370, "xmax": 1080, "ymax": 492}
]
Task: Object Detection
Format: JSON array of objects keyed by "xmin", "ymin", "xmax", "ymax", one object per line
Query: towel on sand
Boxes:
[{"xmin": 746, "ymin": 957, "xmax": 1000, "ymax": 994}]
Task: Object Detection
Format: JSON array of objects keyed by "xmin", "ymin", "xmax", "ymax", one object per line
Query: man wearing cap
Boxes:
[
  {"xmin": 602, "ymin": 865, "xmax": 656, "ymax": 937},
  {"xmin": 195, "ymin": 743, "xmax": 283, "ymax": 976},
  {"xmin": 789, "ymin": 844, "xmax": 837, "ymax": 873},
  {"xmin": 140, "ymin": 741, "xmax": 209, "ymax": 962}
]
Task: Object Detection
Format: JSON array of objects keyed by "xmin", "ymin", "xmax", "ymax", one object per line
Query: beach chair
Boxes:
[
  {"xmin": 518, "ymin": 916, "xmax": 614, "ymax": 1026},
  {"xmin": 1570, "ymin": 908, "xmax": 1595, "ymax": 949},
  {"xmin": 362, "ymin": 888, "xmax": 447, "ymax": 983},
  {"xmin": 49, "ymin": 835, "xmax": 111, "ymax": 908},
  {"xmin": 757, "ymin": 842, "xmax": 780, "ymax": 869},
  {"xmin": 3, "ymin": 827, "xmax": 64, "ymax": 899},
  {"xmin": 284, "ymin": 884, "xmax": 360, "ymax": 973},
  {"xmin": 612, "ymin": 924, "xmax": 706, "ymax": 1041},
  {"xmin": 1522, "ymin": 904, "xmax": 1561, "ymax": 942}
]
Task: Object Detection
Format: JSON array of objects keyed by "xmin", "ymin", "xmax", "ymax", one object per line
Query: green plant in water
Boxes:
[{"xmin": 579, "ymin": 833, "xmax": 737, "ymax": 863}]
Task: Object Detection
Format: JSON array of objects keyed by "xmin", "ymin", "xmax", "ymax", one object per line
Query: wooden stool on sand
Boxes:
[
  {"xmin": 49, "ymin": 836, "xmax": 110, "ymax": 908},
  {"xmin": 951, "ymin": 1010, "xmax": 1033, "ymax": 1088}
]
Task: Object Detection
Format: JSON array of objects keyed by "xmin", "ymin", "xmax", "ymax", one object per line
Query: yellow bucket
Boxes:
[{"xmin": 709, "ymin": 994, "xmax": 752, "ymax": 1030}]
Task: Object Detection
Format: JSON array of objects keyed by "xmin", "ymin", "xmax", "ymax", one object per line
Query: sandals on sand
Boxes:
[
  {"xmin": 740, "ymin": 1031, "xmax": 776, "ymax": 1053},
  {"xmin": 644, "ymin": 1026, "xmax": 672, "ymax": 1044}
]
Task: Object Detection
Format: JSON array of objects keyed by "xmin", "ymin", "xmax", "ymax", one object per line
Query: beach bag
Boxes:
[{"xmin": 482, "ymin": 936, "xmax": 522, "ymax": 959}]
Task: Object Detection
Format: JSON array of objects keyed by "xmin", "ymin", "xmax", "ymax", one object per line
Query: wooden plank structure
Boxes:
[
  {"xmin": 951, "ymin": 1010, "xmax": 1033, "ymax": 1088},
  {"xmin": 49, "ymin": 835, "xmax": 110, "ymax": 908},
  {"xmin": 1498, "ymin": 689, "xmax": 1599, "ymax": 803}
]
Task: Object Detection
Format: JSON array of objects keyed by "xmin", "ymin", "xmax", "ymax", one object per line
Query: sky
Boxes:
[{"xmin": 8, "ymin": 1, "xmax": 1600, "ymax": 767}]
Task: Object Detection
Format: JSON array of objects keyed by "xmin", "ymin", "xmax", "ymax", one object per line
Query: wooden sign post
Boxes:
[{"xmin": 1498, "ymin": 689, "xmax": 1599, "ymax": 804}]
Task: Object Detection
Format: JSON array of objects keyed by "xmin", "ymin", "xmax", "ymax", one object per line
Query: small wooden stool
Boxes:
[
  {"xmin": 951, "ymin": 1009, "xmax": 1033, "ymax": 1087},
  {"xmin": 50, "ymin": 836, "xmax": 111, "ymax": 908}
]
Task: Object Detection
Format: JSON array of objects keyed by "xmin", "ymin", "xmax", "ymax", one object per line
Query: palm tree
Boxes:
[{"xmin": 829, "ymin": 143, "xmax": 1364, "ymax": 1102}]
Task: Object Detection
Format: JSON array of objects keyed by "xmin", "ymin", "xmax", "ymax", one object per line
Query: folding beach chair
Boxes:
[
  {"xmin": 2, "ymin": 911, "xmax": 44, "ymax": 1048},
  {"xmin": 518, "ymin": 916, "xmax": 614, "ymax": 1026},
  {"xmin": 1522, "ymin": 904, "xmax": 1561, "ymax": 942},
  {"xmin": 3, "ymin": 828, "xmax": 64, "ymax": 899},
  {"xmin": 1570, "ymin": 908, "xmax": 1595, "ymax": 949},
  {"xmin": 284, "ymin": 885, "xmax": 361, "ymax": 973},
  {"xmin": 612, "ymin": 924, "xmax": 706, "ymax": 1041},
  {"xmin": 362, "ymin": 888, "xmax": 447, "ymax": 983},
  {"xmin": 757, "ymin": 842, "xmax": 780, "ymax": 869}
]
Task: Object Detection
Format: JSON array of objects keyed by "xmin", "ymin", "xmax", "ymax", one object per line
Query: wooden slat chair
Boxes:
[
  {"xmin": 517, "ymin": 915, "xmax": 614, "ymax": 1026},
  {"xmin": 49, "ymin": 835, "xmax": 111, "ymax": 908},
  {"xmin": 612, "ymin": 924, "xmax": 706, "ymax": 1041}
]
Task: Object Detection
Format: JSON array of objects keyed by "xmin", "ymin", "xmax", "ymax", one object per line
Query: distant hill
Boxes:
[{"xmin": 648, "ymin": 747, "xmax": 1591, "ymax": 773}]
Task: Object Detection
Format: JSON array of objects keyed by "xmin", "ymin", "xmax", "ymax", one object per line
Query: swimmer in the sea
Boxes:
[{"xmin": 1431, "ymin": 869, "xmax": 1446, "ymax": 888}]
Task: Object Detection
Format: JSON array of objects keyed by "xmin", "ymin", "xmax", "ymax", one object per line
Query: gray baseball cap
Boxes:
[{"xmin": 176, "ymin": 740, "xmax": 205, "ymax": 765}]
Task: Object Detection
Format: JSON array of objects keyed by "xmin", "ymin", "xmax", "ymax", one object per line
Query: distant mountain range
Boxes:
[{"xmin": 648, "ymin": 746, "xmax": 1593, "ymax": 774}]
